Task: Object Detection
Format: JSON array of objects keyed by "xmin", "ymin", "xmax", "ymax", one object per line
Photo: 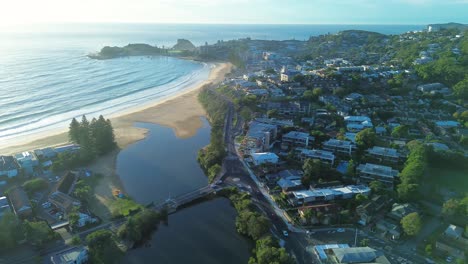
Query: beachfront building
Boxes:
[
  {"xmin": 34, "ymin": 147, "xmax": 57, "ymax": 159},
  {"xmin": 289, "ymin": 185, "xmax": 370, "ymax": 206},
  {"xmin": 244, "ymin": 121, "xmax": 278, "ymax": 153},
  {"xmin": 356, "ymin": 163, "xmax": 399, "ymax": 189},
  {"xmin": 8, "ymin": 186, "xmax": 32, "ymax": 218},
  {"xmin": 323, "ymin": 139, "xmax": 356, "ymax": 156},
  {"xmin": 366, "ymin": 146, "xmax": 400, "ymax": 163},
  {"xmin": 0, "ymin": 156, "xmax": 19, "ymax": 178},
  {"xmin": 251, "ymin": 152, "xmax": 279, "ymax": 166},
  {"xmin": 282, "ymin": 131, "xmax": 312, "ymax": 148},
  {"xmin": 295, "ymin": 148, "xmax": 335, "ymax": 165},
  {"xmin": 14, "ymin": 151, "xmax": 39, "ymax": 175},
  {"xmin": 51, "ymin": 246, "xmax": 88, "ymax": 264}
]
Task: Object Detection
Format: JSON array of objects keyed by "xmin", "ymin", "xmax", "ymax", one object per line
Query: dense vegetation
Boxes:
[
  {"xmin": 52, "ymin": 115, "xmax": 116, "ymax": 171},
  {"xmin": 117, "ymin": 209, "xmax": 162, "ymax": 244},
  {"xmin": 248, "ymin": 236, "xmax": 295, "ymax": 264},
  {"xmin": 397, "ymin": 141, "xmax": 427, "ymax": 201},
  {"xmin": 218, "ymin": 188, "xmax": 294, "ymax": 263},
  {"xmin": 91, "ymin": 43, "xmax": 166, "ymax": 59},
  {"xmin": 22, "ymin": 178, "xmax": 48, "ymax": 194},
  {"xmin": 86, "ymin": 229, "xmax": 123, "ymax": 264},
  {"xmin": 197, "ymin": 87, "xmax": 228, "ymax": 182}
]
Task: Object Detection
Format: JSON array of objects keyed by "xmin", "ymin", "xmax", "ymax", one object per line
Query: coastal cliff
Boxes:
[
  {"xmin": 88, "ymin": 43, "xmax": 166, "ymax": 60},
  {"xmin": 89, "ymin": 39, "xmax": 198, "ymax": 60}
]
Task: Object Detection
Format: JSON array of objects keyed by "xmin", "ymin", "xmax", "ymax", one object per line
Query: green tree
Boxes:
[
  {"xmin": 369, "ymin": 180, "xmax": 384, "ymax": 194},
  {"xmin": 355, "ymin": 128, "xmax": 377, "ymax": 150},
  {"xmin": 302, "ymin": 158, "xmax": 322, "ymax": 186},
  {"xmin": 69, "ymin": 117, "xmax": 81, "ymax": 143},
  {"xmin": 22, "ymin": 178, "xmax": 48, "ymax": 194},
  {"xmin": 346, "ymin": 159, "xmax": 356, "ymax": 178},
  {"xmin": 425, "ymin": 244, "xmax": 433, "ymax": 256},
  {"xmin": 391, "ymin": 125, "xmax": 409, "ymax": 138},
  {"xmin": 401, "ymin": 212, "xmax": 422, "ymax": 236},
  {"xmin": 360, "ymin": 238, "xmax": 370, "ymax": 247},
  {"xmin": 267, "ymin": 109, "xmax": 278, "ymax": 118},
  {"xmin": 86, "ymin": 229, "xmax": 123, "ymax": 264},
  {"xmin": 442, "ymin": 198, "xmax": 461, "ymax": 217},
  {"xmin": 453, "ymin": 77, "xmax": 468, "ymax": 99},
  {"xmin": 23, "ymin": 220, "xmax": 54, "ymax": 246},
  {"xmin": 0, "ymin": 212, "xmax": 20, "ymax": 248},
  {"xmin": 250, "ymin": 236, "xmax": 295, "ymax": 264},
  {"xmin": 207, "ymin": 164, "xmax": 222, "ymax": 182},
  {"xmin": 312, "ymin": 87, "xmax": 323, "ymax": 97}
]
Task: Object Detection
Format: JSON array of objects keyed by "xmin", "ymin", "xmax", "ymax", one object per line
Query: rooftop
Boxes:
[
  {"xmin": 367, "ymin": 146, "xmax": 399, "ymax": 158},
  {"xmin": 323, "ymin": 139, "xmax": 356, "ymax": 148},
  {"xmin": 283, "ymin": 131, "xmax": 310, "ymax": 140},
  {"xmin": 357, "ymin": 163, "xmax": 399, "ymax": 178},
  {"xmin": 292, "ymin": 185, "xmax": 370, "ymax": 200},
  {"xmin": 0, "ymin": 156, "xmax": 18, "ymax": 171},
  {"xmin": 51, "ymin": 246, "xmax": 87, "ymax": 264},
  {"xmin": 332, "ymin": 247, "xmax": 390, "ymax": 264},
  {"xmin": 297, "ymin": 148, "xmax": 335, "ymax": 160}
]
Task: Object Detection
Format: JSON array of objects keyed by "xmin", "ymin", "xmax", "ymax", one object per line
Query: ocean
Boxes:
[{"xmin": 0, "ymin": 23, "xmax": 424, "ymax": 147}]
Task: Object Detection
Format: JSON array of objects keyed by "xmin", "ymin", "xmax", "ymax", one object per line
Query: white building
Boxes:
[
  {"xmin": 289, "ymin": 185, "xmax": 370, "ymax": 206},
  {"xmin": 295, "ymin": 148, "xmax": 335, "ymax": 165},
  {"xmin": 245, "ymin": 122, "xmax": 278, "ymax": 153},
  {"xmin": 51, "ymin": 246, "xmax": 88, "ymax": 264},
  {"xmin": 357, "ymin": 163, "xmax": 399, "ymax": 188},
  {"xmin": 323, "ymin": 139, "xmax": 356, "ymax": 156},
  {"xmin": 282, "ymin": 131, "xmax": 312, "ymax": 148},
  {"xmin": 251, "ymin": 152, "xmax": 279, "ymax": 166}
]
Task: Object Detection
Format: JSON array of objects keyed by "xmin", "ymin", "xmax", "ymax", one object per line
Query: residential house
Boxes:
[
  {"xmin": 0, "ymin": 156, "xmax": 19, "ymax": 178},
  {"xmin": 356, "ymin": 163, "xmax": 399, "ymax": 189},
  {"xmin": 265, "ymin": 101, "xmax": 311, "ymax": 116},
  {"xmin": 282, "ymin": 131, "xmax": 312, "ymax": 148},
  {"xmin": 356, "ymin": 195, "xmax": 388, "ymax": 226},
  {"xmin": 323, "ymin": 139, "xmax": 356, "ymax": 156},
  {"xmin": 54, "ymin": 144, "xmax": 80, "ymax": 154},
  {"xmin": 8, "ymin": 186, "xmax": 32, "ymax": 218},
  {"xmin": 51, "ymin": 246, "xmax": 88, "ymax": 264},
  {"xmin": 49, "ymin": 192, "xmax": 81, "ymax": 213},
  {"xmin": 250, "ymin": 152, "xmax": 279, "ymax": 166},
  {"xmin": 277, "ymin": 176, "xmax": 303, "ymax": 192},
  {"xmin": 435, "ymin": 120, "xmax": 460, "ymax": 128},
  {"xmin": 295, "ymin": 148, "xmax": 335, "ymax": 165},
  {"xmin": 14, "ymin": 151, "xmax": 39, "ymax": 175},
  {"xmin": 366, "ymin": 146, "xmax": 400, "ymax": 163},
  {"xmin": 375, "ymin": 219, "xmax": 402, "ymax": 240},
  {"xmin": 386, "ymin": 203, "xmax": 418, "ymax": 222},
  {"xmin": 289, "ymin": 185, "xmax": 370, "ymax": 206},
  {"xmin": 34, "ymin": 147, "xmax": 57, "ymax": 159},
  {"xmin": 435, "ymin": 225, "xmax": 468, "ymax": 261}
]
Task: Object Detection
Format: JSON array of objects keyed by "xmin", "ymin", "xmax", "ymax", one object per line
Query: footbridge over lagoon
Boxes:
[{"xmin": 150, "ymin": 185, "xmax": 222, "ymax": 214}]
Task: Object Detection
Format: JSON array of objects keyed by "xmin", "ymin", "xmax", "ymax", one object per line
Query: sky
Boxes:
[{"xmin": 0, "ymin": 0, "xmax": 467, "ymax": 25}]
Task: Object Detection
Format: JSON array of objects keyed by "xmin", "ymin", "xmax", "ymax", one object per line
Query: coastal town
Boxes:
[{"xmin": 0, "ymin": 22, "xmax": 467, "ymax": 264}]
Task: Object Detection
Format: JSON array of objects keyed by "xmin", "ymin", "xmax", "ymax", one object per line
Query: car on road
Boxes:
[
  {"xmin": 337, "ymin": 228, "xmax": 345, "ymax": 233},
  {"xmin": 446, "ymin": 256, "xmax": 454, "ymax": 263},
  {"xmin": 42, "ymin": 202, "xmax": 51, "ymax": 209},
  {"xmin": 282, "ymin": 230, "xmax": 288, "ymax": 237}
]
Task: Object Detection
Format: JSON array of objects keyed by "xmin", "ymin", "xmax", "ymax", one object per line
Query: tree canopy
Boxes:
[{"xmin": 401, "ymin": 212, "xmax": 422, "ymax": 236}]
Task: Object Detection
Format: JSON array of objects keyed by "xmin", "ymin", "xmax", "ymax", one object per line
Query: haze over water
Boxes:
[{"xmin": 0, "ymin": 23, "xmax": 423, "ymax": 147}]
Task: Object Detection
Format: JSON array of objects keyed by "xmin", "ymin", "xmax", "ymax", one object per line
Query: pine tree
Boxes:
[{"xmin": 69, "ymin": 118, "xmax": 80, "ymax": 143}]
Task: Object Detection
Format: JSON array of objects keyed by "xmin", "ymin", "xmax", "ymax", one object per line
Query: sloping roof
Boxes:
[
  {"xmin": 51, "ymin": 246, "xmax": 87, "ymax": 264},
  {"xmin": 332, "ymin": 247, "xmax": 383, "ymax": 263},
  {"xmin": 444, "ymin": 224, "xmax": 464, "ymax": 239},
  {"xmin": 8, "ymin": 186, "xmax": 31, "ymax": 215},
  {"xmin": 0, "ymin": 156, "xmax": 18, "ymax": 171}
]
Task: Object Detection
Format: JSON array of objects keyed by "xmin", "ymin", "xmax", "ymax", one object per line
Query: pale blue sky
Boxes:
[{"xmin": 1, "ymin": 0, "xmax": 467, "ymax": 25}]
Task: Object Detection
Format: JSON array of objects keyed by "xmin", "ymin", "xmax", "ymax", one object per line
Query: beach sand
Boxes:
[{"xmin": 0, "ymin": 61, "xmax": 232, "ymax": 221}]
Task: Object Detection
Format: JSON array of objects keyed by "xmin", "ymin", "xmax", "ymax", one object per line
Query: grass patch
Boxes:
[{"xmin": 110, "ymin": 198, "xmax": 143, "ymax": 218}]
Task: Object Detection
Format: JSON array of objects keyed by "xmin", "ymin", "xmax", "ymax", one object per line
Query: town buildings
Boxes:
[{"xmin": 356, "ymin": 163, "xmax": 399, "ymax": 189}]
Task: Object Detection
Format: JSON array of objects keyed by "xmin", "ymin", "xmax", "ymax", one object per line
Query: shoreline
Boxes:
[
  {"xmin": 0, "ymin": 61, "xmax": 232, "ymax": 222},
  {"xmin": 0, "ymin": 62, "xmax": 232, "ymax": 155}
]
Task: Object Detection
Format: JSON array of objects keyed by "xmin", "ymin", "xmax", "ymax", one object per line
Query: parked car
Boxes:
[
  {"xmin": 282, "ymin": 230, "xmax": 289, "ymax": 237},
  {"xmin": 42, "ymin": 202, "xmax": 51, "ymax": 209},
  {"xmin": 337, "ymin": 228, "xmax": 345, "ymax": 233}
]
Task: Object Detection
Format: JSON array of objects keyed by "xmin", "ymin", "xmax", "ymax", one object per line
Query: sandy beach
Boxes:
[
  {"xmin": 0, "ymin": 62, "xmax": 232, "ymax": 155},
  {"xmin": 0, "ymin": 61, "xmax": 232, "ymax": 221}
]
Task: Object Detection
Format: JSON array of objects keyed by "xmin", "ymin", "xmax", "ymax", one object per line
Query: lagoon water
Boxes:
[
  {"xmin": 0, "ymin": 23, "xmax": 424, "ymax": 147},
  {"xmin": 117, "ymin": 119, "xmax": 251, "ymax": 263}
]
